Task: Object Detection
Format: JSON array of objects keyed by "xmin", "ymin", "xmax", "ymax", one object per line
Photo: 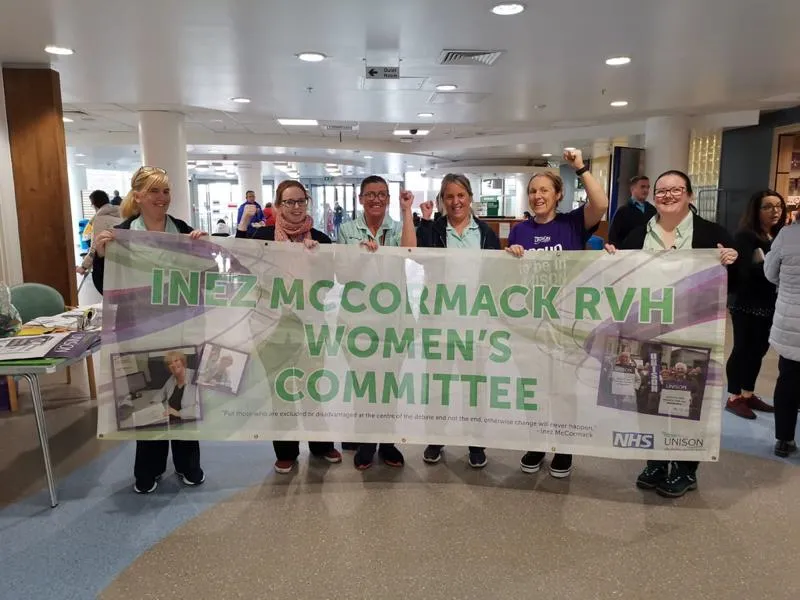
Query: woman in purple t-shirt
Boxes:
[{"xmin": 506, "ymin": 148, "xmax": 609, "ymax": 478}]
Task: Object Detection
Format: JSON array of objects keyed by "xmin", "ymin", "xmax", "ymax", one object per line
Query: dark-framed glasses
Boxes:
[
  {"xmin": 282, "ymin": 198, "xmax": 309, "ymax": 208},
  {"xmin": 653, "ymin": 187, "xmax": 686, "ymax": 198},
  {"xmin": 760, "ymin": 204, "xmax": 783, "ymax": 212},
  {"xmin": 361, "ymin": 191, "xmax": 389, "ymax": 201}
]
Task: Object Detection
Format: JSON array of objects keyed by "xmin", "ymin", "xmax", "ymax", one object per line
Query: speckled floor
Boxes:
[{"xmin": 1, "ymin": 320, "xmax": 799, "ymax": 600}]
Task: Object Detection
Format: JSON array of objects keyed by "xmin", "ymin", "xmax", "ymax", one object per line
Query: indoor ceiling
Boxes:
[{"xmin": 2, "ymin": 0, "xmax": 800, "ymax": 168}]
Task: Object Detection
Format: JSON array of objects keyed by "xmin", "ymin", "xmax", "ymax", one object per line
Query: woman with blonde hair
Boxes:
[
  {"xmin": 92, "ymin": 166, "xmax": 208, "ymax": 494},
  {"xmin": 237, "ymin": 179, "xmax": 343, "ymax": 473}
]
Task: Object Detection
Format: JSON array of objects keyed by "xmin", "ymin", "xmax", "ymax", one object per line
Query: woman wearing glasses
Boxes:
[
  {"xmin": 337, "ymin": 175, "xmax": 416, "ymax": 470},
  {"xmin": 725, "ymin": 191, "xmax": 787, "ymax": 419},
  {"xmin": 606, "ymin": 170, "xmax": 738, "ymax": 498},
  {"xmin": 236, "ymin": 180, "xmax": 343, "ymax": 473},
  {"xmin": 92, "ymin": 166, "xmax": 208, "ymax": 494}
]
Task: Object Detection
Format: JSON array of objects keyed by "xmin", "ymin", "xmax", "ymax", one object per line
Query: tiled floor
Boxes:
[{"xmin": 0, "ymin": 319, "xmax": 798, "ymax": 600}]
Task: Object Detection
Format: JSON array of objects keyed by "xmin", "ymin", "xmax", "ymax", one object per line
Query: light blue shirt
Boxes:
[
  {"xmin": 446, "ymin": 217, "xmax": 481, "ymax": 249},
  {"xmin": 337, "ymin": 212, "xmax": 403, "ymax": 246}
]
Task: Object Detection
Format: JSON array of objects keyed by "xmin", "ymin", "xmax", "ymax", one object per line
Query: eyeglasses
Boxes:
[
  {"xmin": 654, "ymin": 187, "xmax": 686, "ymax": 198},
  {"xmin": 282, "ymin": 198, "xmax": 308, "ymax": 208},
  {"xmin": 760, "ymin": 204, "xmax": 783, "ymax": 212},
  {"xmin": 361, "ymin": 191, "xmax": 389, "ymax": 201}
]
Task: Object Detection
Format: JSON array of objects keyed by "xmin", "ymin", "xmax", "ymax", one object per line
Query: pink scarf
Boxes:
[{"xmin": 275, "ymin": 213, "xmax": 313, "ymax": 242}]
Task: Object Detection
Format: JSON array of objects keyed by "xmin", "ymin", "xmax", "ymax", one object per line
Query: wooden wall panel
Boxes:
[{"xmin": 2, "ymin": 67, "xmax": 76, "ymax": 305}]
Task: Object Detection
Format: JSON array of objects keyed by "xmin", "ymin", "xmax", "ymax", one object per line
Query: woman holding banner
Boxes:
[
  {"xmin": 236, "ymin": 180, "xmax": 343, "ymax": 474},
  {"xmin": 605, "ymin": 169, "xmax": 738, "ymax": 498},
  {"xmin": 93, "ymin": 166, "xmax": 208, "ymax": 494},
  {"xmin": 505, "ymin": 149, "xmax": 608, "ymax": 479},
  {"xmin": 416, "ymin": 173, "xmax": 501, "ymax": 469}
]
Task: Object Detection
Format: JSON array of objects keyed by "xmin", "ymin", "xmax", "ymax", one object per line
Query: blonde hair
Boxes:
[
  {"xmin": 121, "ymin": 167, "xmax": 171, "ymax": 219},
  {"xmin": 163, "ymin": 350, "xmax": 187, "ymax": 367}
]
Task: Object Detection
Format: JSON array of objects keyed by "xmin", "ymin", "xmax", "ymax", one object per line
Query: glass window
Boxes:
[{"xmin": 388, "ymin": 181, "xmax": 401, "ymax": 222}]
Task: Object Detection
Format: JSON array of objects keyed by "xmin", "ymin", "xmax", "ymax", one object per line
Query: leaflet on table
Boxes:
[
  {"xmin": 0, "ymin": 333, "xmax": 70, "ymax": 361},
  {"xmin": 45, "ymin": 332, "xmax": 101, "ymax": 359}
]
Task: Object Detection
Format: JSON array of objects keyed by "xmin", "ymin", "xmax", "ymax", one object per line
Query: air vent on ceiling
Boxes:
[
  {"xmin": 321, "ymin": 121, "xmax": 360, "ymax": 133},
  {"xmin": 63, "ymin": 110, "xmax": 90, "ymax": 118},
  {"xmin": 438, "ymin": 49, "xmax": 505, "ymax": 66}
]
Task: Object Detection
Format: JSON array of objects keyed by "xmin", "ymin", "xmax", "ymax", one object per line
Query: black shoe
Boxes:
[
  {"xmin": 655, "ymin": 470, "xmax": 697, "ymax": 498},
  {"xmin": 774, "ymin": 440, "xmax": 798, "ymax": 458},
  {"xmin": 133, "ymin": 473, "xmax": 163, "ymax": 494},
  {"xmin": 636, "ymin": 464, "xmax": 669, "ymax": 489},
  {"xmin": 520, "ymin": 451, "xmax": 546, "ymax": 474},
  {"xmin": 341, "ymin": 442, "xmax": 359, "ymax": 451},
  {"xmin": 468, "ymin": 448, "xmax": 487, "ymax": 469},
  {"xmin": 177, "ymin": 469, "xmax": 205, "ymax": 486},
  {"xmin": 354, "ymin": 445, "xmax": 375, "ymax": 470},
  {"xmin": 423, "ymin": 445, "xmax": 444, "ymax": 464},
  {"xmin": 378, "ymin": 444, "xmax": 404, "ymax": 468},
  {"xmin": 549, "ymin": 453, "xmax": 572, "ymax": 478}
]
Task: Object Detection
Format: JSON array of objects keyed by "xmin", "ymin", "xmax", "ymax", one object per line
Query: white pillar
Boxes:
[
  {"xmin": 67, "ymin": 164, "xmax": 87, "ymax": 261},
  {"xmin": 237, "ymin": 161, "xmax": 263, "ymax": 205},
  {"xmin": 516, "ymin": 174, "xmax": 529, "ymax": 216},
  {"xmin": 0, "ymin": 73, "xmax": 22, "ymax": 285},
  {"xmin": 138, "ymin": 111, "xmax": 190, "ymax": 223},
  {"xmin": 645, "ymin": 116, "xmax": 691, "ymax": 180}
]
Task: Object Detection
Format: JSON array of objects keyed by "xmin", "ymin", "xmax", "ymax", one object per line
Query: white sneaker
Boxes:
[{"xmin": 177, "ymin": 471, "xmax": 206, "ymax": 486}]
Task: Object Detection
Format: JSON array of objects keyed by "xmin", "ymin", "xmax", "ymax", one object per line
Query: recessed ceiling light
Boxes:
[
  {"xmin": 45, "ymin": 45, "xmax": 74, "ymax": 56},
  {"xmin": 62, "ymin": 117, "xmax": 73, "ymax": 123},
  {"xmin": 296, "ymin": 52, "xmax": 327, "ymax": 62},
  {"xmin": 394, "ymin": 129, "xmax": 429, "ymax": 136},
  {"xmin": 231, "ymin": 97, "xmax": 251, "ymax": 103},
  {"xmin": 436, "ymin": 84, "xmax": 458, "ymax": 92},
  {"xmin": 542, "ymin": 153, "xmax": 553, "ymax": 157},
  {"xmin": 74, "ymin": 153, "xmax": 86, "ymax": 157},
  {"xmin": 277, "ymin": 118, "xmax": 319, "ymax": 126},
  {"xmin": 417, "ymin": 112, "xmax": 434, "ymax": 118},
  {"xmin": 605, "ymin": 56, "xmax": 631, "ymax": 66},
  {"xmin": 491, "ymin": 3, "xmax": 525, "ymax": 16},
  {"xmin": 75, "ymin": 163, "xmax": 86, "ymax": 166},
  {"xmin": 363, "ymin": 155, "xmax": 373, "ymax": 159},
  {"xmin": 326, "ymin": 149, "xmax": 336, "ymax": 154},
  {"xmin": 610, "ymin": 100, "xmax": 629, "ymax": 107}
]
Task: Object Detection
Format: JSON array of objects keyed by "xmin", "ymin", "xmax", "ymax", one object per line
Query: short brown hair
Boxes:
[
  {"xmin": 629, "ymin": 175, "xmax": 649, "ymax": 186},
  {"xmin": 527, "ymin": 172, "xmax": 563, "ymax": 197},
  {"xmin": 274, "ymin": 180, "xmax": 308, "ymax": 207}
]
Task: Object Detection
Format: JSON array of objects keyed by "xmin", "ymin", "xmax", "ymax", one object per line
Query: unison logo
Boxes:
[{"xmin": 612, "ymin": 431, "xmax": 655, "ymax": 449}]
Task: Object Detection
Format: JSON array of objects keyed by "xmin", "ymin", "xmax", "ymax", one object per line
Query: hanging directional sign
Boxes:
[{"xmin": 365, "ymin": 65, "xmax": 400, "ymax": 79}]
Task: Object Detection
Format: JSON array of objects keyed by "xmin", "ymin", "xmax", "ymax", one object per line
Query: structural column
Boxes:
[
  {"xmin": 0, "ymin": 67, "xmax": 22, "ymax": 287},
  {"xmin": 138, "ymin": 111, "xmax": 191, "ymax": 224},
  {"xmin": 237, "ymin": 161, "xmax": 264, "ymax": 204},
  {"xmin": 2, "ymin": 67, "xmax": 76, "ymax": 303},
  {"xmin": 645, "ymin": 116, "xmax": 691, "ymax": 180}
]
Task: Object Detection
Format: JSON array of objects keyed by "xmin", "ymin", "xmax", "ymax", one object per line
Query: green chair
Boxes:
[{"xmin": 4, "ymin": 283, "xmax": 96, "ymax": 412}]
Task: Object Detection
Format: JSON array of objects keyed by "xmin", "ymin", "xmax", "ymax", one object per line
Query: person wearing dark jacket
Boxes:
[
  {"xmin": 236, "ymin": 180, "xmax": 342, "ymax": 474},
  {"xmin": 92, "ymin": 166, "xmax": 208, "ymax": 495},
  {"xmin": 608, "ymin": 175, "xmax": 656, "ymax": 246},
  {"xmin": 416, "ymin": 174, "xmax": 500, "ymax": 469},
  {"xmin": 724, "ymin": 190, "xmax": 787, "ymax": 419},
  {"xmin": 607, "ymin": 169, "xmax": 739, "ymax": 498}
]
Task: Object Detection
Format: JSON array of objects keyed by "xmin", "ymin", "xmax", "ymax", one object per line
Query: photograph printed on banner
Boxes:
[
  {"xmin": 194, "ymin": 343, "xmax": 248, "ymax": 395},
  {"xmin": 596, "ymin": 336, "xmax": 710, "ymax": 421},
  {"xmin": 111, "ymin": 346, "xmax": 203, "ymax": 430}
]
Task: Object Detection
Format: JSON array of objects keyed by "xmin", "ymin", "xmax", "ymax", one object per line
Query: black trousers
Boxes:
[
  {"xmin": 647, "ymin": 460, "xmax": 698, "ymax": 474},
  {"xmin": 273, "ymin": 441, "xmax": 334, "ymax": 461},
  {"xmin": 726, "ymin": 311, "xmax": 772, "ymax": 394},
  {"xmin": 774, "ymin": 356, "xmax": 800, "ymax": 442},
  {"xmin": 134, "ymin": 440, "xmax": 201, "ymax": 483}
]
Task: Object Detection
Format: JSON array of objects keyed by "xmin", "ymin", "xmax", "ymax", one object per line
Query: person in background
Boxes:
[
  {"xmin": 764, "ymin": 213, "xmax": 800, "ymax": 458},
  {"xmin": 725, "ymin": 190, "xmax": 787, "ymax": 419},
  {"xmin": 606, "ymin": 169, "xmax": 739, "ymax": 497},
  {"xmin": 333, "ymin": 201, "xmax": 344, "ymax": 240},
  {"xmin": 93, "ymin": 166, "xmax": 208, "ymax": 494},
  {"xmin": 337, "ymin": 175, "xmax": 416, "ymax": 470},
  {"xmin": 237, "ymin": 180, "xmax": 343, "ymax": 473},
  {"xmin": 214, "ymin": 219, "xmax": 231, "ymax": 236},
  {"xmin": 607, "ymin": 175, "xmax": 656, "ymax": 246},
  {"xmin": 505, "ymin": 148, "xmax": 609, "ymax": 478},
  {"xmin": 110, "ymin": 189, "xmax": 123, "ymax": 206},
  {"xmin": 76, "ymin": 190, "xmax": 120, "ymax": 275},
  {"xmin": 263, "ymin": 202, "xmax": 276, "ymax": 227},
  {"xmin": 236, "ymin": 190, "xmax": 266, "ymax": 236},
  {"xmin": 416, "ymin": 173, "xmax": 501, "ymax": 469}
]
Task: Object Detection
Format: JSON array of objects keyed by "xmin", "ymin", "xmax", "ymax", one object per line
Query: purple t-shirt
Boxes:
[{"xmin": 508, "ymin": 206, "xmax": 590, "ymax": 251}]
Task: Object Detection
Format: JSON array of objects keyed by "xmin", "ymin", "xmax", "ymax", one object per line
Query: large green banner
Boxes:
[{"xmin": 97, "ymin": 231, "xmax": 727, "ymax": 460}]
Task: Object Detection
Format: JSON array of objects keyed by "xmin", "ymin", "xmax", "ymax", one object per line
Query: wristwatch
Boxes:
[{"xmin": 575, "ymin": 166, "xmax": 590, "ymax": 176}]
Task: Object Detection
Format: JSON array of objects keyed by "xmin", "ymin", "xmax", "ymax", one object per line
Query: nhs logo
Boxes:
[{"xmin": 612, "ymin": 431, "xmax": 654, "ymax": 449}]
